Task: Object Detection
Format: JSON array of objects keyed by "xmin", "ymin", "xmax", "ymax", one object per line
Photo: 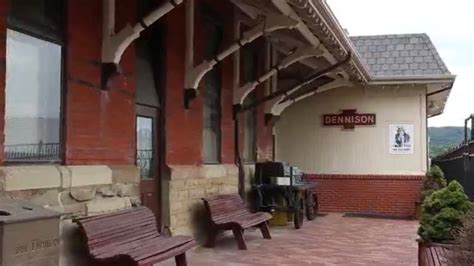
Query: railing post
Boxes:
[
  {"xmin": 38, "ymin": 140, "xmax": 43, "ymax": 160},
  {"xmin": 470, "ymin": 114, "xmax": 474, "ymax": 142}
]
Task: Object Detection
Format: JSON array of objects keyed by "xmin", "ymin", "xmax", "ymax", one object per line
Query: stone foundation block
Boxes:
[
  {"xmin": 68, "ymin": 166, "xmax": 112, "ymax": 187},
  {"xmin": 85, "ymin": 197, "xmax": 132, "ymax": 216},
  {"xmin": 109, "ymin": 165, "xmax": 140, "ymax": 184},
  {"xmin": 0, "ymin": 166, "xmax": 61, "ymax": 191}
]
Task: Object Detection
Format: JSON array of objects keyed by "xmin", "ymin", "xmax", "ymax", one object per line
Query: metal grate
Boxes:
[
  {"xmin": 4, "ymin": 142, "xmax": 60, "ymax": 161},
  {"xmin": 137, "ymin": 149, "xmax": 153, "ymax": 178}
]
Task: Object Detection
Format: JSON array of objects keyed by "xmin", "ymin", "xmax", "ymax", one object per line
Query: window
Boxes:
[
  {"xmin": 136, "ymin": 116, "xmax": 155, "ymax": 178},
  {"xmin": 242, "ymin": 49, "xmax": 258, "ymax": 162},
  {"xmin": 202, "ymin": 18, "xmax": 223, "ymax": 164},
  {"xmin": 5, "ymin": 0, "xmax": 64, "ymax": 162}
]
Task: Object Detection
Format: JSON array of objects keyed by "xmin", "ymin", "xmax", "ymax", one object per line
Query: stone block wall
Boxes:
[
  {"xmin": 165, "ymin": 164, "xmax": 238, "ymax": 239},
  {"xmin": 0, "ymin": 164, "xmax": 140, "ymax": 266}
]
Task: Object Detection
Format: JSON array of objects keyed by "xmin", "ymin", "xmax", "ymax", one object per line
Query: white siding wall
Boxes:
[{"xmin": 275, "ymin": 85, "xmax": 427, "ymax": 175}]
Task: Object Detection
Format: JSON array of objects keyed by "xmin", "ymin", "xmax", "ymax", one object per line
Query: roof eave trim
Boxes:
[
  {"xmin": 368, "ymin": 74, "xmax": 456, "ymax": 85},
  {"xmin": 310, "ymin": 0, "xmax": 372, "ymax": 80}
]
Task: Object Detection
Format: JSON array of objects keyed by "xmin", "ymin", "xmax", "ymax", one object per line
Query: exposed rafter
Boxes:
[
  {"xmin": 184, "ymin": 12, "xmax": 298, "ymax": 108},
  {"xmin": 234, "ymin": 46, "xmax": 323, "ymax": 106}
]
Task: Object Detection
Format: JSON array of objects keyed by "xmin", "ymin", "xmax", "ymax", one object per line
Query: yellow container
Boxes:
[{"xmin": 269, "ymin": 211, "xmax": 289, "ymax": 226}]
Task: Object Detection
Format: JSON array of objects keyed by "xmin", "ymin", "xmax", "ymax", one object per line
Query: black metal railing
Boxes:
[
  {"xmin": 433, "ymin": 116, "xmax": 474, "ymax": 200},
  {"xmin": 4, "ymin": 142, "xmax": 60, "ymax": 161},
  {"xmin": 137, "ymin": 149, "xmax": 154, "ymax": 178}
]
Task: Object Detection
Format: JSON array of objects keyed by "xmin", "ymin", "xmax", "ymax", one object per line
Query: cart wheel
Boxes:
[
  {"xmin": 305, "ymin": 191, "xmax": 319, "ymax": 221},
  {"xmin": 294, "ymin": 198, "xmax": 304, "ymax": 229}
]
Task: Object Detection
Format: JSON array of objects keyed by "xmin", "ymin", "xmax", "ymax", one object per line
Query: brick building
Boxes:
[{"xmin": 0, "ymin": 0, "xmax": 454, "ymax": 264}]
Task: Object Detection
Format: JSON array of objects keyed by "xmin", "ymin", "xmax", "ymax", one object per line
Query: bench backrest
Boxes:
[
  {"xmin": 76, "ymin": 206, "xmax": 160, "ymax": 252},
  {"xmin": 202, "ymin": 194, "xmax": 247, "ymax": 222}
]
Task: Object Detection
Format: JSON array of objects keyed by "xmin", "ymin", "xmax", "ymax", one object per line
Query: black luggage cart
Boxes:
[{"xmin": 254, "ymin": 162, "xmax": 319, "ymax": 229}]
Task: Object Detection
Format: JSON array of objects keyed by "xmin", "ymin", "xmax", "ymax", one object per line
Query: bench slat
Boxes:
[
  {"xmin": 138, "ymin": 240, "xmax": 197, "ymax": 266},
  {"xmin": 76, "ymin": 206, "xmax": 196, "ymax": 265},
  {"xmin": 202, "ymin": 194, "xmax": 272, "ymax": 250},
  {"xmin": 89, "ymin": 224, "xmax": 159, "ymax": 250}
]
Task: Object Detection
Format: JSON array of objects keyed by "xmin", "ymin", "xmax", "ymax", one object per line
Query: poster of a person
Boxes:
[{"xmin": 389, "ymin": 123, "xmax": 414, "ymax": 154}]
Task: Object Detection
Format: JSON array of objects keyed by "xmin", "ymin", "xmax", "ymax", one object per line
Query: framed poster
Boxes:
[{"xmin": 389, "ymin": 123, "xmax": 414, "ymax": 154}]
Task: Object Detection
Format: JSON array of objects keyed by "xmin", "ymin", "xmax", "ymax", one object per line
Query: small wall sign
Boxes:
[
  {"xmin": 323, "ymin": 109, "xmax": 376, "ymax": 129},
  {"xmin": 389, "ymin": 123, "xmax": 414, "ymax": 154}
]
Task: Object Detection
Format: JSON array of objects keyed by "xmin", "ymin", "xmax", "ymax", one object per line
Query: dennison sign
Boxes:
[{"xmin": 323, "ymin": 109, "xmax": 376, "ymax": 130}]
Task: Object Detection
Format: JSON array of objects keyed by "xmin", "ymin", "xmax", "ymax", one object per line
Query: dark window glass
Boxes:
[
  {"xmin": 8, "ymin": 0, "xmax": 65, "ymax": 42},
  {"xmin": 4, "ymin": 30, "xmax": 62, "ymax": 161},
  {"xmin": 202, "ymin": 19, "xmax": 222, "ymax": 163},
  {"xmin": 136, "ymin": 37, "xmax": 159, "ymax": 107}
]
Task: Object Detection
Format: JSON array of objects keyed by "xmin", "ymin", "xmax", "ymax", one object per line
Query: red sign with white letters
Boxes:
[{"xmin": 323, "ymin": 109, "xmax": 376, "ymax": 130}]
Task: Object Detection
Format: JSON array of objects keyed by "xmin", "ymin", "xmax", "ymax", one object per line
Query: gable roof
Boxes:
[{"xmin": 350, "ymin": 33, "xmax": 451, "ymax": 77}]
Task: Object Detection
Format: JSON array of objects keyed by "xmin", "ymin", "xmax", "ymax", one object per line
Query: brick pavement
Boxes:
[{"xmin": 159, "ymin": 213, "xmax": 419, "ymax": 266}]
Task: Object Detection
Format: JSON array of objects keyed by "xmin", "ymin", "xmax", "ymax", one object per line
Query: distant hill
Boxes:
[{"xmin": 428, "ymin": 127, "xmax": 467, "ymax": 158}]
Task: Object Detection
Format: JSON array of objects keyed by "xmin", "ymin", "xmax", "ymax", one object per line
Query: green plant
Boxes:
[
  {"xmin": 418, "ymin": 180, "xmax": 473, "ymax": 242},
  {"xmin": 420, "ymin": 165, "xmax": 447, "ymax": 202},
  {"xmin": 446, "ymin": 212, "xmax": 474, "ymax": 266}
]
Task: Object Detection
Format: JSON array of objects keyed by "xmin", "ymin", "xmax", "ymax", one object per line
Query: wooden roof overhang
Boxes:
[{"xmin": 226, "ymin": 0, "xmax": 370, "ymax": 120}]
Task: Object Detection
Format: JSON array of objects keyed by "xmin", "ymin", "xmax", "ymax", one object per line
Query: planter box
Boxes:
[{"xmin": 417, "ymin": 239, "xmax": 456, "ymax": 266}]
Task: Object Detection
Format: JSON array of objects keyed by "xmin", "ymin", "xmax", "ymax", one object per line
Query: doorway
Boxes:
[
  {"xmin": 136, "ymin": 105, "xmax": 160, "ymax": 218},
  {"xmin": 135, "ymin": 11, "xmax": 163, "ymax": 226}
]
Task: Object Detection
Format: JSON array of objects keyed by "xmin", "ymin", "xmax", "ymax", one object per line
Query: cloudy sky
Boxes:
[{"xmin": 327, "ymin": 0, "xmax": 474, "ymax": 127}]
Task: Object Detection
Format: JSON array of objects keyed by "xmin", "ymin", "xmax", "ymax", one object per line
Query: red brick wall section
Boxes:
[
  {"xmin": 305, "ymin": 174, "xmax": 423, "ymax": 217},
  {"xmin": 164, "ymin": 5, "xmax": 203, "ymax": 165},
  {"xmin": 165, "ymin": 0, "xmax": 235, "ymax": 165},
  {"xmin": 0, "ymin": 0, "xmax": 6, "ymax": 164},
  {"xmin": 65, "ymin": 0, "xmax": 136, "ymax": 165}
]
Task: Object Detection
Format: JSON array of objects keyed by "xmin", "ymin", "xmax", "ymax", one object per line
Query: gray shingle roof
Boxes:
[{"xmin": 350, "ymin": 34, "xmax": 451, "ymax": 77}]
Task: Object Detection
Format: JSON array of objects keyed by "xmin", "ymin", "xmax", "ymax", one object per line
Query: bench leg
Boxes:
[
  {"xmin": 259, "ymin": 222, "xmax": 271, "ymax": 239},
  {"xmin": 205, "ymin": 229, "xmax": 218, "ymax": 248},
  {"xmin": 175, "ymin": 253, "xmax": 187, "ymax": 266},
  {"xmin": 232, "ymin": 227, "xmax": 247, "ymax": 250}
]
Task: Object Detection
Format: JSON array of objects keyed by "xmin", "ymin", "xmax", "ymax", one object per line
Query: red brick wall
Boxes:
[
  {"xmin": 65, "ymin": 0, "xmax": 136, "ymax": 165},
  {"xmin": 0, "ymin": 0, "xmax": 273, "ymax": 167},
  {"xmin": 164, "ymin": 0, "xmax": 236, "ymax": 165},
  {"xmin": 0, "ymin": 0, "xmax": 6, "ymax": 164},
  {"xmin": 305, "ymin": 174, "xmax": 423, "ymax": 217}
]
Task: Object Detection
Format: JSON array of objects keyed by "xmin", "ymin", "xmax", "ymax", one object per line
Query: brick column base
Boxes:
[{"xmin": 304, "ymin": 174, "xmax": 423, "ymax": 218}]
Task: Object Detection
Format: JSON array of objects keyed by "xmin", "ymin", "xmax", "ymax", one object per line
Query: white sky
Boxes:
[{"xmin": 327, "ymin": 0, "xmax": 474, "ymax": 127}]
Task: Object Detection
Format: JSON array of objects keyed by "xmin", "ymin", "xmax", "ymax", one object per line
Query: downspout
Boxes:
[
  {"xmin": 233, "ymin": 15, "xmax": 245, "ymax": 198},
  {"xmin": 102, "ymin": 0, "xmax": 183, "ymax": 88},
  {"xmin": 184, "ymin": 13, "xmax": 298, "ymax": 108}
]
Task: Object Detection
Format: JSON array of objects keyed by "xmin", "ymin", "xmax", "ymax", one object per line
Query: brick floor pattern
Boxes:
[{"xmin": 159, "ymin": 213, "xmax": 419, "ymax": 266}]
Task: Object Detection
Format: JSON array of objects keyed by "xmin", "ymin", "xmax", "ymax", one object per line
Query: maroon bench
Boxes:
[
  {"xmin": 75, "ymin": 206, "xmax": 196, "ymax": 266},
  {"xmin": 202, "ymin": 194, "xmax": 272, "ymax": 250},
  {"xmin": 418, "ymin": 240, "xmax": 451, "ymax": 266}
]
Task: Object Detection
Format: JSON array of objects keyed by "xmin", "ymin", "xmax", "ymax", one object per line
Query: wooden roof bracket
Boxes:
[
  {"xmin": 101, "ymin": 0, "xmax": 183, "ymax": 89},
  {"xmin": 238, "ymin": 52, "xmax": 351, "ymax": 123},
  {"xmin": 232, "ymin": 46, "xmax": 324, "ymax": 116},
  {"xmin": 183, "ymin": 12, "xmax": 298, "ymax": 109},
  {"xmin": 268, "ymin": 78, "xmax": 353, "ymax": 120}
]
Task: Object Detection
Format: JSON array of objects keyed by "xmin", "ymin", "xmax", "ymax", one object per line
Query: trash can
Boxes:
[{"xmin": 0, "ymin": 200, "xmax": 62, "ymax": 266}]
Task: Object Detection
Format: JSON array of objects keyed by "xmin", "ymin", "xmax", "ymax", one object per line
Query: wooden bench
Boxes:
[
  {"xmin": 202, "ymin": 194, "xmax": 272, "ymax": 250},
  {"xmin": 75, "ymin": 206, "xmax": 196, "ymax": 266},
  {"xmin": 418, "ymin": 240, "xmax": 451, "ymax": 266}
]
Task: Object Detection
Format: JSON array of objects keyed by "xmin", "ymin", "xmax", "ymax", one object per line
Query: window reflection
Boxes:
[
  {"xmin": 4, "ymin": 30, "xmax": 62, "ymax": 161},
  {"xmin": 136, "ymin": 116, "xmax": 155, "ymax": 178}
]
